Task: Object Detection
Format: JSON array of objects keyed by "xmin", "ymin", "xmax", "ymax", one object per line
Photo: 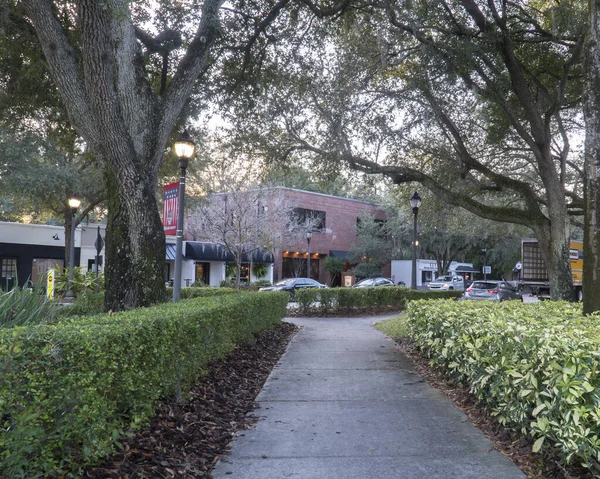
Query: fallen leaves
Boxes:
[{"xmin": 84, "ymin": 322, "xmax": 299, "ymax": 479}]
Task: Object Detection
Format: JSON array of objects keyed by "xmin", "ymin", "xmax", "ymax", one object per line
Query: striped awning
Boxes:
[{"xmin": 166, "ymin": 243, "xmax": 177, "ymax": 261}]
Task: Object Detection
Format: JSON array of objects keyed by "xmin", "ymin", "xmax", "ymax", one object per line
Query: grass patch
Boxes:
[{"xmin": 374, "ymin": 314, "xmax": 410, "ymax": 340}]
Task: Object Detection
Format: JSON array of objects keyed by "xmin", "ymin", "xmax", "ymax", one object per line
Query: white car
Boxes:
[{"xmin": 427, "ymin": 275, "xmax": 465, "ymax": 291}]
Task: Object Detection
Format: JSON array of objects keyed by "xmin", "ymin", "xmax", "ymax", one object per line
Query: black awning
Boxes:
[
  {"xmin": 453, "ymin": 264, "xmax": 479, "ymax": 273},
  {"xmin": 245, "ymin": 249, "xmax": 275, "ymax": 264},
  {"xmin": 329, "ymin": 250, "xmax": 351, "ymax": 261},
  {"xmin": 185, "ymin": 242, "xmax": 233, "ymax": 261},
  {"xmin": 185, "ymin": 242, "xmax": 274, "ymax": 264},
  {"xmin": 166, "ymin": 243, "xmax": 177, "ymax": 261}
]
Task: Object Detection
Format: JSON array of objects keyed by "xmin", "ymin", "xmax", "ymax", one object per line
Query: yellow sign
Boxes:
[
  {"xmin": 47, "ymin": 269, "xmax": 55, "ymax": 299},
  {"xmin": 570, "ymin": 240, "xmax": 583, "ymax": 286}
]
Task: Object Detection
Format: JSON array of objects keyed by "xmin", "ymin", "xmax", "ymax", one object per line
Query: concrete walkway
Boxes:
[{"xmin": 212, "ymin": 316, "xmax": 525, "ymax": 479}]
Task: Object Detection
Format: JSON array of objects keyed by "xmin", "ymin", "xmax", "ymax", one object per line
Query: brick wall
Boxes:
[{"xmin": 273, "ymin": 188, "xmax": 386, "ymax": 284}]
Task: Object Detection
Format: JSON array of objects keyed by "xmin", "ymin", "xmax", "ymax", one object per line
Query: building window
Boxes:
[
  {"xmin": 1, "ymin": 258, "xmax": 17, "ymax": 278},
  {"xmin": 293, "ymin": 207, "xmax": 326, "ymax": 232},
  {"xmin": 32, "ymin": 258, "xmax": 64, "ymax": 285},
  {"xmin": 195, "ymin": 262, "xmax": 211, "ymax": 285}
]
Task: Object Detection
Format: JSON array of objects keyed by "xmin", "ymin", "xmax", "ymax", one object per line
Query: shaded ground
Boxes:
[
  {"xmin": 84, "ymin": 322, "xmax": 299, "ymax": 479},
  {"xmin": 393, "ymin": 337, "xmax": 592, "ymax": 479}
]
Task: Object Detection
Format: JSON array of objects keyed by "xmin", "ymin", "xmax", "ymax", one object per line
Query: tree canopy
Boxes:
[{"xmin": 222, "ymin": 0, "xmax": 587, "ymax": 300}]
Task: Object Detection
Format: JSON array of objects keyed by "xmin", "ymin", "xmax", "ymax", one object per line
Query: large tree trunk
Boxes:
[
  {"xmin": 584, "ymin": 0, "xmax": 600, "ymax": 314},
  {"xmin": 532, "ymin": 219, "xmax": 573, "ymax": 301},
  {"xmin": 22, "ymin": 0, "xmax": 223, "ymax": 311},
  {"xmin": 104, "ymin": 169, "xmax": 166, "ymax": 311}
]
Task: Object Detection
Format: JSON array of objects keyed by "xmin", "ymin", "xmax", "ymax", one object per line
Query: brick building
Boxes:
[{"xmin": 271, "ymin": 188, "xmax": 387, "ymax": 285}]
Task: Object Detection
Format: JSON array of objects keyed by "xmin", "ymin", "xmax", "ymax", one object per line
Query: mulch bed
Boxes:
[
  {"xmin": 83, "ymin": 322, "xmax": 299, "ymax": 479},
  {"xmin": 394, "ymin": 337, "xmax": 593, "ymax": 479}
]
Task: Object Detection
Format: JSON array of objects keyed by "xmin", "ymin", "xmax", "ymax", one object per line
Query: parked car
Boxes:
[
  {"xmin": 463, "ymin": 280, "xmax": 523, "ymax": 302},
  {"xmin": 259, "ymin": 278, "xmax": 327, "ymax": 300},
  {"xmin": 427, "ymin": 275, "xmax": 465, "ymax": 291},
  {"xmin": 353, "ymin": 277, "xmax": 395, "ymax": 288}
]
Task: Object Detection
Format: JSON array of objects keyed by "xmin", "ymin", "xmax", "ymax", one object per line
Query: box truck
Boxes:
[{"xmin": 520, "ymin": 238, "xmax": 583, "ymax": 301}]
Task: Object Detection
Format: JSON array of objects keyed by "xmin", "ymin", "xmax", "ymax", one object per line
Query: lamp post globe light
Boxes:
[
  {"xmin": 482, "ymin": 247, "xmax": 488, "ymax": 281},
  {"xmin": 65, "ymin": 197, "xmax": 81, "ymax": 299},
  {"xmin": 409, "ymin": 191, "xmax": 422, "ymax": 290},
  {"xmin": 306, "ymin": 231, "xmax": 313, "ymax": 279},
  {"xmin": 173, "ymin": 131, "xmax": 196, "ymax": 302}
]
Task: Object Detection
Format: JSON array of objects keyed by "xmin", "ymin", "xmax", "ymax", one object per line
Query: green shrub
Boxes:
[
  {"xmin": 0, "ymin": 291, "xmax": 288, "ymax": 477},
  {"xmin": 225, "ymin": 263, "xmax": 236, "ymax": 278},
  {"xmin": 317, "ymin": 288, "xmax": 337, "ymax": 313},
  {"xmin": 252, "ymin": 263, "xmax": 268, "ymax": 279},
  {"xmin": 294, "ymin": 287, "xmax": 461, "ymax": 315},
  {"xmin": 54, "ymin": 266, "xmax": 105, "ymax": 295},
  {"xmin": 56, "ymin": 291, "xmax": 106, "ymax": 318},
  {"xmin": 180, "ymin": 287, "xmax": 239, "ymax": 299},
  {"xmin": 0, "ymin": 283, "xmax": 58, "ymax": 328},
  {"xmin": 295, "ymin": 288, "xmax": 319, "ymax": 313},
  {"xmin": 407, "ymin": 300, "xmax": 600, "ymax": 474},
  {"xmin": 253, "ymin": 280, "xmax": 272, "ymax": 288}
]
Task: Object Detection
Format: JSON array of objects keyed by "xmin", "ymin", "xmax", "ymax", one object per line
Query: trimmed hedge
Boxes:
[
  {"xmin": 180, "ymin": 287, "xmax": 240, "ymax": 299},
  {"xmin": 294, "ymin": 287, "xmax": 461, "ymax": 314},
  {"xmin": 407, "ymin": 300, "xmax": 600, "ymax": 475},
  {"xmin": 0, "ymin": 291, "xmax": 288, "ymax": 478}
]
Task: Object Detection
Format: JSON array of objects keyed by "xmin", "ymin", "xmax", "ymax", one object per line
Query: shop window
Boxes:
[
  {"xmin": 1, "ymin": 258, "xmax": 17, "ymax": 278},
  {"xmin": 1, "ymin": 258, "xmax": 17, "ymax": 290},
  {"xmin": 292, "ymin": 207, "xmax": 326, "ymax": 232}
]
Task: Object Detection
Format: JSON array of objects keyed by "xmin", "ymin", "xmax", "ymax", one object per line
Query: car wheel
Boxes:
[
  {"xmin": 449, "ymin": 287, "xmax": 453, "ymax": 290},
  {"xmin": 577, "ymin": 289, "xmax": 583, "ymax": 302}
]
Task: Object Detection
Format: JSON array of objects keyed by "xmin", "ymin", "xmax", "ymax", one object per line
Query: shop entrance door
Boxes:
[{"xmin": 195, "ymin": 262, "xmax": 211, "ymax": 286}]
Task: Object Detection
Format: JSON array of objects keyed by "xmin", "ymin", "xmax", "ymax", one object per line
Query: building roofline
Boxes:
[
  {"xmin": 210, "ymin": 186, "xmax": 382, "ymax": 207},
  {"xmin": 0, "ymin": 221, "xmax": 107, "ymax": 230}
]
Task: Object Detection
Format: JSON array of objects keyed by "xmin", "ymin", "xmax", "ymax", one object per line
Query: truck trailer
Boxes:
[{"xmin": 520, "ymin": 238, "xmax": 583, "ymax": 301}]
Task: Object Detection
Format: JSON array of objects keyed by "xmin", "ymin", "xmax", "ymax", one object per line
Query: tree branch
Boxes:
[
  {"xmin": 158, "ymin": 0, "xmax": 225, "ymax": 174},
  {"xmin": 21, "ymin": 0, "xmax": 100, "ymax": 150}
]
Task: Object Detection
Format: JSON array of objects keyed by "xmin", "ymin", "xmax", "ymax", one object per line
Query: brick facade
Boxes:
[{"xmin": 273, "ymin": 188, "xmax": 387, "ymax": 285}]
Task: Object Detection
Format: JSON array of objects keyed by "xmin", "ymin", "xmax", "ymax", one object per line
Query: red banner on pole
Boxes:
[{"xmin": 163, "ymin": 182, "xmax": 179, "ymax": 235}]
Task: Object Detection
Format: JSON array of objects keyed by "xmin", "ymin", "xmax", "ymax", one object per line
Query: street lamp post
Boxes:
[
  {"xmin": 306, "ymin": 231, "xmax": 312, "ymax": 278},
  {"xmin": 482, "ymin": 247, "xmax": 487, "ymax": 281},
  {"xmin": 173, "ymin": 131, "xmax": 196, "ymax": 302},
  {"xmin": 65, "ymin": 198, "xmax": 81, "ymax": 299},
  {"xmin": 410, "ymin": 191, "xmax": 422, "ymax": 290}
]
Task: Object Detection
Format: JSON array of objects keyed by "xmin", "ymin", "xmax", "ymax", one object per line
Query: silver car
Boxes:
[
  {"xmin": 427, "ymin": 275, "xmax": 465, "ymax": 291},
  {"xmin": 463, "ymin": 280, "xmax": 523, "ymax": 302},
  {"xmin": 353, "ymin": 277, "xmax": 395, "ymax": 288}
]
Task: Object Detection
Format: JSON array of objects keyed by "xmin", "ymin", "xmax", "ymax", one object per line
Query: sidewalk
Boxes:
[{"xmin": 212, "ymin": 316, "xmax": 524, "ymax": 479}]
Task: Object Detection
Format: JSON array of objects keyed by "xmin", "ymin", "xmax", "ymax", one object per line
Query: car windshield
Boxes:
[
  {"xmin": 471, "ymin": 282, "xmax": 498, "ymax": 289},
  {"xmin": 274, "ymin": 279, "xmax": 295, "ymax": 286},
  {"xmin": 434, "ymin": 276, "xmax": 453, "ymax": 282},
  {"xmin": 357, "ymin": 279, "xmax": 375, "ymax": 286}
]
